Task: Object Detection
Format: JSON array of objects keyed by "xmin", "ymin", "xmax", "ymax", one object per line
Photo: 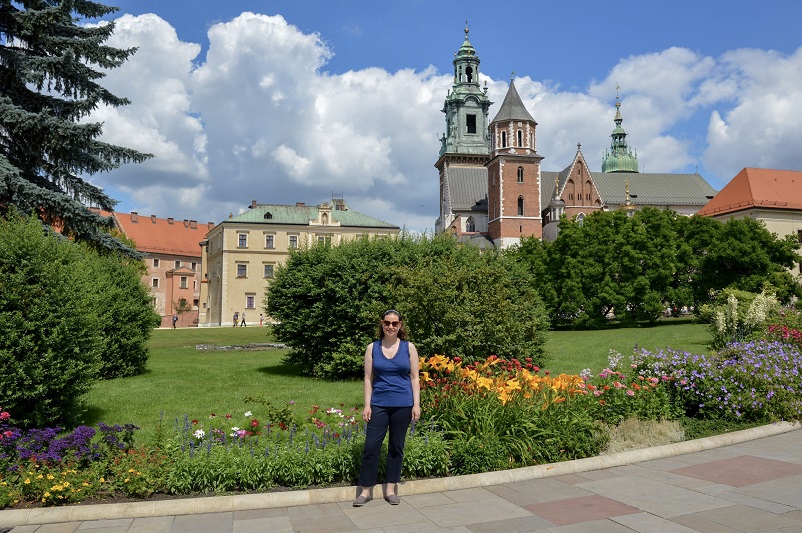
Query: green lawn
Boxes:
[
  {"xmin": 544, "ymin": 319, "xmax": 710, "ymax": 374},
  {"xmin": 81, "ymin": 321, "xmax": 711, "ymax": 441}
]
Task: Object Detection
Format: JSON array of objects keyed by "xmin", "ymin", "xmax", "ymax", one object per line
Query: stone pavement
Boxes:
[{"xmin": 2, "ymin": 422, "xmax": 801, "ymax": 533}]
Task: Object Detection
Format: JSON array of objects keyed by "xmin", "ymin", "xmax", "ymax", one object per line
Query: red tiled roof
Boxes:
[
  {"xmin": 697, "ymin": 168, "xmax": 802, "ymax": 217},
  {"xmin": 113, "ymin": 212, "xmax": 212, "ymax": 257}
]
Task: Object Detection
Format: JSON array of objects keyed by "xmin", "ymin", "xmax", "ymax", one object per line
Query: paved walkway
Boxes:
[{"xmin": 2, "ymin": 422, "xmax": 801, "ymax": 533}]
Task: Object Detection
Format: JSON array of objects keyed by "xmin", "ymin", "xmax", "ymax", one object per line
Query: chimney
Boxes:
[
  {"xmin": 167, "ymin": 217, "xmax": 174, "ymax": 224},
  {"xmin": 189, "ymin": 220, "xmax": 197, "ymax": 229},
  {"xmin": 207, "ymin": 222, "xmax": 214, "ymax": 230},
  {"xmin": 250, "ymin": 200, "xmax": 257, "ymax": 209},
  {"xmin": 130, "ymin": 211, "xmax": 138, "ymax": 223},
  {"xmin": 151, "ymin": 215, "xmax": 156, "ymax": 223},
  {"xmin": 295, "ymin": 202, "xmax": 306, "ymax": 207},
  {"xmin": 183, "ymin": 219, "xmax": 189, "ymax": 227}
]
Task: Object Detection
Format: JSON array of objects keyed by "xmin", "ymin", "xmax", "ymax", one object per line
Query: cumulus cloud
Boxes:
[{"xmin": 89, "ymin": 12, "xmax": 802, "ymax": 231}]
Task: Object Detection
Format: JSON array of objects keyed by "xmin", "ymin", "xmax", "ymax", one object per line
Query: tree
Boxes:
[
  {"xmin": 173, "ymin": 297, "xmax": 192, "ymax": 328},
  {"xmin": 266, "ymin": 234, "xmax": 550, "ymax": 379},
  {"xmin": 0, "ymin": 0, "xmax": 151, "ymax": 256}
]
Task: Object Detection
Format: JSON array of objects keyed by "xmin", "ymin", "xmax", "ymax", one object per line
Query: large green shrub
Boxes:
[
  {"xmin": 0, "ymin": 213, "xmax": 158, "ymax": 426},
  {"xmin": 90, "ymin": 253, "xmax": 160, "ymax": 378},
  {"xmin": 0, "ymin": 214, "xmax": 103, "ymax": 427},
  {"xmin": 266, "ymin": 233, "xmax": 549, "ymax": 378}
]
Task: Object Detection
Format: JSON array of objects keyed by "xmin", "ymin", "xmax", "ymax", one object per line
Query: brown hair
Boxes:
[{"xmin": 378, "ymin": 310, "xmax": 407, "ymax": 340}]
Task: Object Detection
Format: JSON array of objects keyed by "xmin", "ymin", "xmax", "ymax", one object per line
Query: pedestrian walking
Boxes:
[
  {"xmin": 233, "ymin": 311, "xmax": 239, "ymax": 327},
  {"xmin": 172, "ymin": 314, "xmax": 178, "ymax": 329},
  {"xmin": 240, "ymin": 311, "xmax": 247, "ymax": 327}
]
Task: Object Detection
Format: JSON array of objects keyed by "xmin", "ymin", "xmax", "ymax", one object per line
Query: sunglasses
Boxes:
[{"xmin": 382, "ymin": 320, "xmax": 400, "ymax": 327}]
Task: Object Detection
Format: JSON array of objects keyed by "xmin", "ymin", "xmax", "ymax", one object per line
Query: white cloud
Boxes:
[{"xmin": 90, "ymin": 13, "xmax": 802, "ymax": 232}]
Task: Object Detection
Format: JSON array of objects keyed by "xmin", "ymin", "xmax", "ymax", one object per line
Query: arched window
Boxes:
[
  {"xmin": 466, "ymin": 217, "xmax": 476, "ymax": 232},
  {"xmin": 517, "ymin": 166, "xmax": 524, "ymax": 183},
  {"xmin": 466, "ymin": 66, "xmax": 473, "ymax": 83},
  {"xmin": 321, "ymin": 213, "xmax": 328, "ymax": 225},
  {"xmin": 577, "ymin": 213, "xmax": 585, "ymax": 226},
  {"xmin": 517, "ymin": 130, "xmax": 523, "ymax": 146},
  {"xmin": 517, "ymin": 196, "xmax": 524, "ymax": 216},
  {"xmin": 501, "ymin": 131, "xmax": 507, "ymax": 148}
]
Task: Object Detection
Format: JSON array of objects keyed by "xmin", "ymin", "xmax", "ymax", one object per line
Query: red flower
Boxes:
[
  {"xmin": 251, "ymin": 419, "xmax": 259, "ymax": 427},
  {"xmin": 192, "ymin": 419, "xmax": 198, "ymax": 425},
  {"xmin": 0, "ymin": 411, "xmax": 10, "ymax": 421},
  {"xmin": 225, "ymin": 414, "xmax": 232, "ymax": 419}
]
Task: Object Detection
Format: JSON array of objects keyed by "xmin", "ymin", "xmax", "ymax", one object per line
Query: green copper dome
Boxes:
[{"xmin": 602, "ymin": 97, "xmax": 639, "ymax": 173}]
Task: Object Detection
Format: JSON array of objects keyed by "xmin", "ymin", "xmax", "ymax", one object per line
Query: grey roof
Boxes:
[
  {"xmin": 446, "ymin": 166, "xmax": 488, "ymax": 211},
  {"xmin": 540, "ymin": 170, "xmax": 717, "ymax": 213},
  {"xmin": 593, "ymin": 173, "xmax": 717, "ymax": 207},
  {"xmin": 227, "ymin": 204, "xmax": 398, "ymax": 229},
  {"xmin": 490, "ymin": 80, "xmax": 536, "ymax": 124}
]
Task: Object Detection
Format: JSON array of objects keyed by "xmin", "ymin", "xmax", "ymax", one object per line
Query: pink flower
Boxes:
[
  {"xmin": 626, "ymin": 390, "xmax": 635, "ymax": 396},
  {"xmin": 0, "ymin": 411, "xmax": 10, "ymax": 421}
]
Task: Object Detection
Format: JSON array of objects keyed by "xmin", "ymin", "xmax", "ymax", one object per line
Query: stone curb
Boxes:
[{"xmin": 1, "ymin": 421, "xmax": 798, "ymax": 527}]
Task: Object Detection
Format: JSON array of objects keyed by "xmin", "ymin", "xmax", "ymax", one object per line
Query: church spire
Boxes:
[
  {"xmin": 601, "ymin": 85, "xmax": 639, "ymax": 173},
  {"xmin": 438, "ymin": 23, "xmax": 492, "ymax": 156}
]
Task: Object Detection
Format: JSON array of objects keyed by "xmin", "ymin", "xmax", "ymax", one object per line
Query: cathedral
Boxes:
[{"xmin": 434, "ymin": 27, "xmax": 717, "ymax": 248}]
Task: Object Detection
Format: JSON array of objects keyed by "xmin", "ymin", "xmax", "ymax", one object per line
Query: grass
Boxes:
[
  {"xmin": 543, "ymin": 318, "xmax": 710, "ymax": 374},
  {"xmin": 81, "ymin": 321, "xmax": 712, "ymax": 442}
]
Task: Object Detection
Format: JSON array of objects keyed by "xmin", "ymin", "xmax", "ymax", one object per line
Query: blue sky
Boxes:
[{"xmin": 90, "ymin": 0, "xmax": 802, "ymax": 231}]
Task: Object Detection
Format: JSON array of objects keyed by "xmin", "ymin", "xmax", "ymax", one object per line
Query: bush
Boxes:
[
  {"xmin": 90, "ymin": 253, "xmax": 160, "ymax": 378},
  {"xmin": 267, "ymin": 234, "xmax": 549, "ymax": 378},
  {"xmin": 0, "ymin": 214, "xmax": 103, "ymax": 427},
  {"xmin": 699, "ymin": 289, "xmax": 779, "ymax": 349}
]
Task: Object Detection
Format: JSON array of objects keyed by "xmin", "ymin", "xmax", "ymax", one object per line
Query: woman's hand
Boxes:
[
  {"xmin": 411, "ymin": 405, "xmax": 421, "ymax": 422},
  {"xmin": 362, "ymin": 405, "xmax": 372, "ymax": 422}
]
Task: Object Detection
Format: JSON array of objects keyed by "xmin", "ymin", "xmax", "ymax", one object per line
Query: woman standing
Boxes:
[{"xmin": 353, "ymin": 310, "xmax": 420, "ymax": 506}]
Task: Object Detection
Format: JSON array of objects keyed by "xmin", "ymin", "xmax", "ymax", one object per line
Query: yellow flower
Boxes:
[
  {"xmin": 43, "ymin": 491, "xmax": 50, "ymax": 497},
  {"xmin": 129, "ymin": 468, "xmax": 136, "ymax": 473},
  {"xmin": 63, "ymin": 481, "xmax": 70, "ymax": 487},
  {"xmin": 124, "ymin": 478, "xmax": 130, "ymax": 483},
  {"xmin": 24, "ymin": 478, "xmax": 30, "ymax": 485},
  {"xmin": 46, "ymin": 474, "xmax": 54, "ymax": 480},
  {"xmin": 37, "ymin": 474, "xmax": 43, "ymax": 479},
  {"xmin": 99, "ymin": 477, "xmax": 105, "ymax": 483}
]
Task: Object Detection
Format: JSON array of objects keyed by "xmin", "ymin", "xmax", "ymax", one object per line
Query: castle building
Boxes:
[
  {"xmin": 436, "ymin": 27, "xmax": 717, "ymax": 247},
  {"xmin": 198, "ymin": 199, "xmax": 399, "ymax": 326}
]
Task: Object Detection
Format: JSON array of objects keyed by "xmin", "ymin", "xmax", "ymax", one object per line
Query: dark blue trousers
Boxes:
[{"xmin": 358, "ymin": 405, "xmax": 412, "ymax": 486}]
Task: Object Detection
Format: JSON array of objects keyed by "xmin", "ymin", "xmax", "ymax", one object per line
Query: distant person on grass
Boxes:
[
  {"xmin": 172, "ymin": 313, "xmax": 178, "ymax": 329},
  {"xmin": 233, "ymin": 311, "xmax": 238, "ymax": 327},
  {"xmin": 353, "ymin": 309, "xmax": 420, "ymax": 507},
  {"xmin": 240, "ymin": 311, "xmax": 247, "ymax": 327}
]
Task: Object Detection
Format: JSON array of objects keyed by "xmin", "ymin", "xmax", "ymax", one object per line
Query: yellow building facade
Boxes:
[{"xmin": 198, "ymin": 199, "xmax": 400, "ymax": 326}]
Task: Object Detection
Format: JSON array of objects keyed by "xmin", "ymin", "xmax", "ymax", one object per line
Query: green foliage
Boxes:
[
  {"xmin": 0, "ymin": 213, "xmax": 103, "ymax": 427},
  {"xmin": 698, "ymin": 289, "xmax": 780, "ymax": 350},
  {"xmin": 513, "ymin": 210, "xmax": 801, "ymax": 329},
  {"xmin": 397, "ymin": 245, "xmax": 549, "ymax": 364},
  {"xmin": 449, "ymin": 436, "xmax": 510, "ymax": 475},
  {"xmin": 0, "ymin": 0, "xmax": 151, "ymax": 257},
  {"xmin": 0, "ymin": 212, "xmax": 157, "ymax": 426},
  {"xmin": 91, "ymin": 253, "xmax": 161, "ymax": 378},
  {"xmin": 267, "ymin": 233, "xmax": 549, "ymax": 378}
]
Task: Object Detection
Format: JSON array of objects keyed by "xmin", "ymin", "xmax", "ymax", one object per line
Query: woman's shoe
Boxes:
[
  {"xmin": 353, "ymin": 494, "xmax": 372, "ymax": 507},
  {"xmin": 385, "ymin": 494, "xmax": 400, "ymax": 505}
]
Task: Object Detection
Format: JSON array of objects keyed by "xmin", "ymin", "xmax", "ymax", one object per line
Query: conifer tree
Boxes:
[{"xmin": 0, "ymin": 0, "xmax": 151, "ymax": 256}]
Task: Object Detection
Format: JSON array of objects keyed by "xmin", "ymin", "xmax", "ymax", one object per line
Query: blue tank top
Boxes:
[{"xmin": 370, "ymin": 340, "xmax": 413, "ymax": 407}]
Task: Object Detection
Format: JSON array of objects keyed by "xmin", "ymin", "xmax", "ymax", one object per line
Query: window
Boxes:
[
  {"xmin": 264, "ymin": 264, "xmax": 275, "ymax": 278},
  {"xmin": 174, "ymin": 260, "xmax": 181, "ymax": 269},
  {"xmin": 465, "ymin": 66, "xmax": 473, "ymax": 83},
  {"xmin": 152, "ymin": 258, "xmax": 160, "ymax": 268},
  {"xmin": 236, "ymin": 264, "xmax": 247, "ymax": 278},
  {"xmin": 501, "ymin": 131, "xmax": 507, "ymax": 147},
  {"xmin": 180, "ymin": 276, "xmax": 188, "ymax": 289},
  {"xmin": 289, "ymin": 235, "xmax": 298, "ymax": 249},
  {"xmin": 577, "ymin": 213, "xmax": 585, "ymax": 227},
  {"xmin": 517, "ymin": 166, "xmax": 524, "ymax": 183},
  {"xmin": 466, "ymin": 114, "xmax": 477, "ymax": 134},
  {"xmin": 265, "ymin": 234, "xmax": 275, "ymax": 249},
  {"xmin": 191, "ymin": 262, "xmax": 197, "ymax": 271},
  {"xmin": 466, "ymin": 217, "xmax": 476, "ymax": 232},
  {"xmin": 517, "ymin": 196, "xmax": 524, "ymax": 216},
  {"xmin": 238, "ymin": 233, "xmax": 247, "ymax": 248},
  {"xmin": 193, "ymin": 280, "xmax": 197, "ymax": 290},
  {"xmin": 798, "ymin": 230, "xmax": 802, "ymax": 244},
  {"xmin": 246, "ymin": 295, "xmax": 255, "ymax": 309},
  {"xmin": 586, "ymin": 193, "xmax": 591, "ymax": 201},
  {"xmin": 317, "ymin": 235, "xmax": 331, "ymax": 246},
  {"xmin": 517, "ymin": 130, "xmax": 522, "ymax": 147},
  {"xmin": 151, "ymin": 278, "xmax": 159, "ymax": 288}
]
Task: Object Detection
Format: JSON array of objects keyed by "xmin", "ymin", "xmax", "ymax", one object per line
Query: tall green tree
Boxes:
[{"xmin": 0, "ymin": 0, "xmax": 150, "ymax": 256}]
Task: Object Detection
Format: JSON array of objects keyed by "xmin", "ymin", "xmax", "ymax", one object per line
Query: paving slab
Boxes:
[{"xmin": 688, "ymin": 504, "xmax": 802, "ymax": 532}]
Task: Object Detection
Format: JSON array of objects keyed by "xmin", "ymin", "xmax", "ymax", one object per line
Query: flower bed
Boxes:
[{"xmin": 2, "ymin": 332, "xmax": 801, "ymax": 508}]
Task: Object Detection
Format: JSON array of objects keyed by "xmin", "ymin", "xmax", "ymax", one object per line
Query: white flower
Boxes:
[
  {"xmin": 244, "ymin": 411, "xmax": 252, "ymax": 417},
  {"xmin": 193, "ymin": 429, "xmax": 205, "ymax": 439}
]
